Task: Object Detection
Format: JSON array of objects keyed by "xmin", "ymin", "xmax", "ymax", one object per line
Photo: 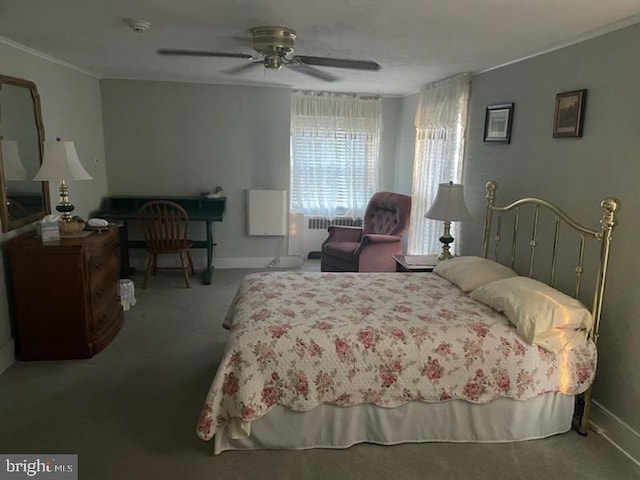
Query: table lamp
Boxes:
[
  {"xmin": 425, "ymin": 181, "xmax": 471, "ymax": 260},
  {"xmin": 33, "ymin": 138, "xmax": 92, "ymax": 222}
]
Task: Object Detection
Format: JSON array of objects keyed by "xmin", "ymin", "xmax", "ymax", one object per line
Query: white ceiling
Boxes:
[{"xmin": 1, "ymin": 0, "xmax": 640, "ymax": 96}]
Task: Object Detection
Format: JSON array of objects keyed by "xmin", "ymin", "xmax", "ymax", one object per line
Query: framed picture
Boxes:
[
  {"xmin": 483, "ymin": 103, "xmax": 514, "ymax": 143},
  {"xmin": 553, "ymin": 89, "xmax": 586, "ymax": 138}
]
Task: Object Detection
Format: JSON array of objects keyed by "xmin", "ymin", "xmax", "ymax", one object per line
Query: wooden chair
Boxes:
[{"xmin": 137, "ymin": 200, "xmax": 195, "ymax": 288}]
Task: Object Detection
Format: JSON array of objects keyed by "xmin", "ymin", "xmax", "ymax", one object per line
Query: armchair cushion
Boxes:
[{"xmin": 324, "ymin": 241, "xmax": 361, "ymax": 261}]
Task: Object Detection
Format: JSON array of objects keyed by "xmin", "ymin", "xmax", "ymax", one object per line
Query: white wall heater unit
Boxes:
[
  {"xmin": 247, "ymin": 190, "xmax": 287, "ymax": 236},
  {"xmin": 288, "ymin": 213, "xmax": 363, "ymax": 258}
]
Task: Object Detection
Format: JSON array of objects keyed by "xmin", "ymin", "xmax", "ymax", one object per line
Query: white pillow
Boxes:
[
  {"xmin": 433, "ymin": 256, "xmax": 518, "ymax": 292},
  {"xmin": 469, "ymin": 276, "xmax": 593, "ymax": 353}
]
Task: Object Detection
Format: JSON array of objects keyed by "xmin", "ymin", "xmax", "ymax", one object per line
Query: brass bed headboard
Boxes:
[
  {"xmin": 480, "ymin": 180, "xmax": 619, "ymax": 343},
  {"xmin": 479, "ymin": 181, "xmax": 620, "ymax": 434}
]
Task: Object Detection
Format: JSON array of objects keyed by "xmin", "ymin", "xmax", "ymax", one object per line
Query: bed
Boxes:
[{"xmin": 197, "ymin": 181, "xmax": 620, "ymax": 454}]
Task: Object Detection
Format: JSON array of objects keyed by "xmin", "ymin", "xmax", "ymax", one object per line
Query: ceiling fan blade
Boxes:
[
  {"xmin": 288, "ymin": 63, "xmax": 338, "ymax": 82},
  {"xmin": 222, "ymin": 61, "xmax": 263, "ymax": 75},
  {"xmin": 295, "ymin": 55, "xmax": 381, "ymax": 71},
  {"xmin": 157, "ymin": 49, "xmax": 253, "ymax": 59}
]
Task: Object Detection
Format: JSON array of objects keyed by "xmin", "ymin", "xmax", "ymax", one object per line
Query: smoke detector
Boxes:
[{"xmin": 125, "ymin": 19, "xmax": 151, "ymax": 33}]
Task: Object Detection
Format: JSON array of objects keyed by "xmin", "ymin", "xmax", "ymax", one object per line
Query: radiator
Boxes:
[{"xmin": 288, "ymin": 214, "xmax": 362, "ymax": 257}]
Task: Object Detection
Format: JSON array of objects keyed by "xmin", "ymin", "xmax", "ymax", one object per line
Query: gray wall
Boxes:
[
  {"xmin": 393, "ymin": 93, "xmax": 419, "ymax": 195},
  {"xmin": 101, "ymin": 80, "xmax": 291, "ymax": 263},
  {"xmin": 379, "ymin": 97, "xmax": 403, "ymax": 192},
  {"xmin": 462, "ymin": 24, "xmax": 640, "ymax": 433},
  {"xmin": 100, "ymin": 80, "xmax": 404, "ymax": 265},
  {"xmin": 0, "ymin": 41, "xmax": 108, "ymax": 356}
]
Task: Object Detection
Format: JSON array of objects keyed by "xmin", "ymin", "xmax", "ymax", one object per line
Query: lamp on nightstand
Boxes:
[
  {"xmin": 33, "ymin": 138, "xmax": 92, "ymax": 223},
  {"xmin": 425, "ymin": 181, "xmax": 471, "ymax": 260}
]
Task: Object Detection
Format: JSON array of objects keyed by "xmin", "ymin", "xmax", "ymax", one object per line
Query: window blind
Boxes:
[{"xmin": 290, "ymin": 92, "xmax": 382, "ymax": 219}]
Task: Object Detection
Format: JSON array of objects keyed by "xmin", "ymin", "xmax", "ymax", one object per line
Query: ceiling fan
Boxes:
[{"xmin": 158, "ymin": 26, "xmax": 381, "ymax": 82}]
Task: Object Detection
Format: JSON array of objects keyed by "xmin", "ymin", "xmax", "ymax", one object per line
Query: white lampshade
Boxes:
[
  {"xmin": 1, "ymin": 140, "xmax": 28, "ymax": 180},
  {"xmin": 425, "ymin": 182, "xmax": 471, "ymax": 222},
  {"xmin": 33, "ymin": 140, "xmax": 92, "ymax": 181}
]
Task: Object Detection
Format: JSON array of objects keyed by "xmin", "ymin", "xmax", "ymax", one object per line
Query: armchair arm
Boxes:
[
  {"xmin": 324, "ymin": 225, "xmax": 363, "ymax": 244},
  {"xmin": 360, "ymin": 234, "xmax": 402, "ymax": 245},
  {"xmin": 355, "ymin": 234, "xmax": 403, "ymax": 272},
  {"xmin": 356, "ymin": 233, "xmax": 401, "ymax": 255}
]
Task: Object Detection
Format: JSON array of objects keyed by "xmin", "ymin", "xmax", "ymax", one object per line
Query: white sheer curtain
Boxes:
[
  {"xmin": 408, "ymin": 74, "xmax": 471, "ymax": 255},
  {"xmin": 290, "ymin": 91, "xmax": 382, "ymax": 218}
]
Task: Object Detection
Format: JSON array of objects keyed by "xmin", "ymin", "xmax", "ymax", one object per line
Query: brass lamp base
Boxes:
[
  {"xmin": 436, "ymin": 220, "xmax": 455, "ymax": 260},
  {"xmin": 55, "ymin": 179, "xmax": 75, "ymax": 222}
]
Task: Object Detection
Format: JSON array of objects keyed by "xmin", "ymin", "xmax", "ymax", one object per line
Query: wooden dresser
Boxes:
[{"xmin": 7, "ymin": 228, "xmax": 124, "ymax": 360}]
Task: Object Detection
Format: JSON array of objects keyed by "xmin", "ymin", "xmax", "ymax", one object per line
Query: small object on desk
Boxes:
[
  {"xmin": 88, "ymin": 217, "xmax": 109, "ymax": 227},
  {"xmin": 85, "ymin": 223, "xmax": 117, "ymax": 232},
  {"xmin": 86, "ymin": 218, "xmax": 115, "ymax": 232},
  {"xmin": 206, "ymin": 187, "xmax": 224, "ymax": 198},
  {"xmin": 38, "ymin": 214, "xmax": 61, "ymax": 243},
  {"xmin": 393, "ymin": 254, "xmax": 440, "ymax": 272}
]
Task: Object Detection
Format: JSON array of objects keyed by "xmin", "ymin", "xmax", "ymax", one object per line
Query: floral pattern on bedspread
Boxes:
[{"xmin": 197, "ymin": 272, "xmax": 596, "ymax": 440}]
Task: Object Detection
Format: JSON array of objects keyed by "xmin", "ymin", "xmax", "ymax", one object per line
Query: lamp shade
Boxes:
[
  {"xmin": 1, "ymin": 140, "xmax": 28, "ymax": 180},
  {"xmin": 33, "ymin": 140, "xmax": 92, "ymax": 181},
  {"xmin": 425, "ymin": 182, "xmax": 471, "ymax": 222}
]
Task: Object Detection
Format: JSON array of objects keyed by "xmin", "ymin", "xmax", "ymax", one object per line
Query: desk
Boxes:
[{"xmin": 95, "ymin": 195, "xmax": 226, "ymax": 285}]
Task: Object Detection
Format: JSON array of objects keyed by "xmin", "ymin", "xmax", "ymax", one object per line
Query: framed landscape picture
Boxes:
[
  {"xmin": 483, "ymin": 103, "xmax": 514, "ymax": 143},
  {"xmin": 553, "ymin": 89, "xmax": 586, "ymax": 138}
]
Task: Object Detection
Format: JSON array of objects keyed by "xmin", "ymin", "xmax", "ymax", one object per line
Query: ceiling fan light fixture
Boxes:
[
  {"xmin": 125, "ymin": 19, "xmax": 151, "ymax": 33},
  {"xmin": 250, "ymin": 26, "xmax": 296, "ymax": 55},
  {"xmin": 264, "ymin": 55, "xmax": 283, "ymax": 70}
]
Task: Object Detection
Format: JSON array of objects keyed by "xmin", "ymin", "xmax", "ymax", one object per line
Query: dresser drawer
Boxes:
[
  {"xmin": 92, "ymin": 303, "xmax": 121, "ymax": 337},
  {"xmin": 88, "ymin": 245, "xmax": 118, "ymax": 277}
]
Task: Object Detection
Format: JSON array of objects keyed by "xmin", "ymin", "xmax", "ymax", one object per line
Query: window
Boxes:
[
  {"xmin": 290, "ymin": 91, "xmax": 382, "ymax": 219},
  {"xmin": 408, "ymin": 74, "xmax": 470, "ymax": 255}
]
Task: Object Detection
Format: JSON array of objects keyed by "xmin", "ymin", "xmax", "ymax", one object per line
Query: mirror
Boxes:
[{"xmin": 0, "ymin": 75, "xmax": 50, "ymax": 232}]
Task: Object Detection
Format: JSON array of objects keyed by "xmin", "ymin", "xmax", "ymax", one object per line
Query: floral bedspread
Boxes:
[{"xmin": 197, "ymin": 272, "xmax": 596, "ymax": 440}]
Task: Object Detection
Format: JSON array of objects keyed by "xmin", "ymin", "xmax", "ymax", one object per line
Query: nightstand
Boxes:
[{"xmin": 392, "ymin": 255, "xmax": 440, "ymax": 272}]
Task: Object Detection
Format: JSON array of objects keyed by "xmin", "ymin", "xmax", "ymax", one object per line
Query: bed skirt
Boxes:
[{"xmin": 213, "ymin": 393, "xmax": 574, "ymax": 454}]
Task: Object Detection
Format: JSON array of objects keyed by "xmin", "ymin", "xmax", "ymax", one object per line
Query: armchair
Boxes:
[{"xmin": 320, "ymin": 192, "xmax": 412, "ymax": 272}]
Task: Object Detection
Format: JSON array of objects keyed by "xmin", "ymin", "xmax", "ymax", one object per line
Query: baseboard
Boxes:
[
  {"xmin": 0, "ymin": 340, "xmax": 15, "ymax": 375},
  {"xmin": 590, "ymin": 400, "xmax": 640, "ymax": 467}
]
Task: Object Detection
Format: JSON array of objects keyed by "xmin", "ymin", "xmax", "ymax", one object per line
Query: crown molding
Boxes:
[
  {"xmin": 0, "ymin": 35, "xmax": 100, "ymax": 79},
  {"xmin": 480, "ymin": 14, "xmax": 640, "ymax": 74}
]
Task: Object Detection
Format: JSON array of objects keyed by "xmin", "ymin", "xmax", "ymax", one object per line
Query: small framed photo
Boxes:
[
  {"xmin": 553, "ymin": 89, "xmax": 586, "ymax": 138},
  {"xmin": 483, "ymin": 103, "xmax": 514, "ymax": 143}
]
